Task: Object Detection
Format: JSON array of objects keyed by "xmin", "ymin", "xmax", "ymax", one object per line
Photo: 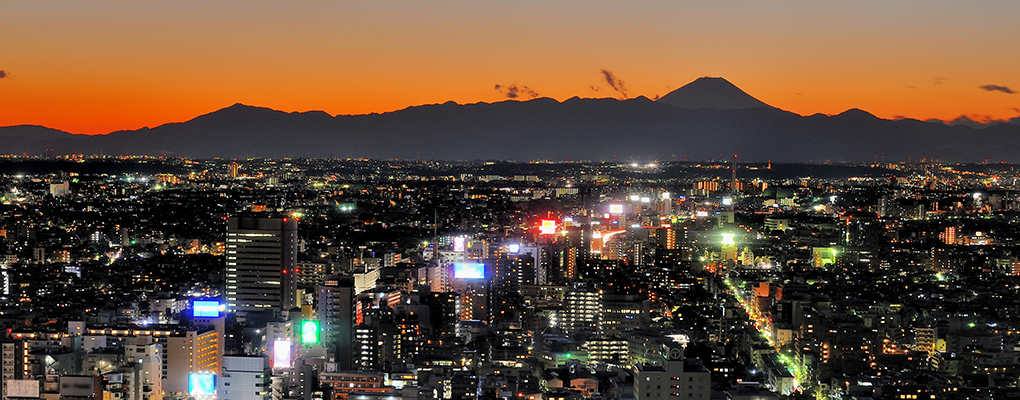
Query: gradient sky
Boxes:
[{"xmin": 2, "ymin": 0, "xmax": 1019, "ymax": 134}]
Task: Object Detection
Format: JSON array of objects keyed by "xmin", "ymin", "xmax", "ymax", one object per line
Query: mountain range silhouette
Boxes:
[{"xmin": 2, "ymin": 77, "xmax": 1018, "ymax": 162}]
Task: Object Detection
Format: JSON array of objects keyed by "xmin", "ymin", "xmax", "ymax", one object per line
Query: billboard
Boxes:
[
  {"xmin": 301, "ymin": 320, "xmax": 320, "ymax": 344},
  {"xmin": 453, "ymin": 237, "xmax": 465, "ymax": 252},
  {"xmin": 6, "ymin": 379, "xmax": 40, "ymax": 398},
  {"xmin": 273, "ymin": 340, "xmax": 292, "ymax": 368},
  {"xmin": 506, "ymin": 244, "xmax": 520, "ymax": 254},
  {"xmin": 608, "ymin": 204, "xmax": 624, "ymax": 214},
  {"xmin": 59, "ymin": 376, "xmax": 94, "ymax": 398},
  {"xmin": 453, "ymin": 263, "xmax": 485, "ymax": 279},
  {"xmin": 189, "ymin": 373, "xmax": 215, "ymax": 396},
  {"xmin": 193, "ymin": 300, "xmax": 221, "ymax": 318},
  {"xmin": 539, "ymin": 220, "xmax": 557, "ymax": 235}
]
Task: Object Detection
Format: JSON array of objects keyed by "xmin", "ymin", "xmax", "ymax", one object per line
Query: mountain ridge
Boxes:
[{"xmin": 2, "ymin": 79, "xmax": 1019, "ymax": 162}]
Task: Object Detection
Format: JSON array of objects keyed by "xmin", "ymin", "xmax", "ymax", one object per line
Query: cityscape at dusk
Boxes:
[{"xmin": 3, "ymin": 2, "xmax": 1020, "ymax": 400}]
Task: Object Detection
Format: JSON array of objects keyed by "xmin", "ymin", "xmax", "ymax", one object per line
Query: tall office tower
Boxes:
[
  {"xmin": 317, "ymin": 276, "xmax": 355, "ymax": 371},
  {"xmin": 226, "ymin": 216, "xmax": 299, "ymax": 324}
]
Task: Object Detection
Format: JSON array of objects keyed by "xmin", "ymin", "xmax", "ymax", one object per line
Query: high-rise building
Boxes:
[
  {"xmin": 494, "ymin": 252, "xmax": 535, "ymax": 293},
  {"xmin": 226, "ymin": 217, "xmax": 299, "ymax": 324},
  {"xmin": 940, "ymin": 226, "xmax": 958, "ymax": 245},
  {"xmin": 424, "ymin": 292, "xmax": 459, "ymax": 337},
  {"xmin": 562, "ymin": 284, "xmax": 602, "ymax": 336},
  {"xmin": 317, "ymin": 276, "xmax": 355, "ymax": 371},
  {"xmin": 354, "ymin": 326, "xmax": 379, "ymax": 371}
]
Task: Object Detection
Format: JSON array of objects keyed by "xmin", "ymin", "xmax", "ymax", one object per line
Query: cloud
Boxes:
[
  {"xmin": 494, "ymin": 83, "xmax": 539, "ymax": 99},
  {"xmin": 933, "ymin": 77, "xmax": 947, "ymax": 85},
  {"xmin": 0, "ymin": 70, "xmax": 8, "ymax": 79},
  {"xmin": 600, "ymin": 69, "xmax": 628, "ymax": 99},
  {"xmin": 979, "ymin": 84, "xmax": 1014, "ymax": 94},
  {"xmin": 1011, "ymin": 107, "xmax": 1019, "ymax": 114}
]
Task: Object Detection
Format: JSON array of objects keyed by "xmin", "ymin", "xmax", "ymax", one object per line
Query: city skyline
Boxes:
[{"xmin": 2, "ymin": 1, "xmax": 1019, "ymax": 134}]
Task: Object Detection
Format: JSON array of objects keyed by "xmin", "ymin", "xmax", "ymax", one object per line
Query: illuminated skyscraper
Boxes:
[{"xmin": 226, "ymin": 217, "xmax": 299, "ymax": 324}]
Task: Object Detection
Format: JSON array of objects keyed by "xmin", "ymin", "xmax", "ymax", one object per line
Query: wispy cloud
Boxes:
[
  {"xmin": 600, "ymin": 69, "xmax": 628, "ymax": 99},
  {"xmin": 0, "ymin": 70, "xmax": 8, "ymax": 79},
  {"xmin": 979, "ymin": 84, "xmax": 1015, "ymax": 94},
  {"xmin": 494, "ymin": 83, "xmax": 539, "ymax": 99}
]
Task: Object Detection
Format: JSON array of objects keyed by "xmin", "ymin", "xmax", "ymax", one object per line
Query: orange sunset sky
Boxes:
[{"xmin": 2, "ymin": 1, "xmax": 1019, "ymax": 135}]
